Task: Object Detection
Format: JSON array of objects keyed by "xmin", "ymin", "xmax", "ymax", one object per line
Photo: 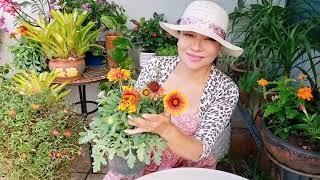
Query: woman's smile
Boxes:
[{"xmin": 186, "ymin": 52, "xmax": 204, "ymax": 62}]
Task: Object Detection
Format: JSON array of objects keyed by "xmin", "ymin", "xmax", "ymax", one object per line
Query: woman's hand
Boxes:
[{"xmin": 124, "ymin": 112, "xmax": 173, "ymax": 137}]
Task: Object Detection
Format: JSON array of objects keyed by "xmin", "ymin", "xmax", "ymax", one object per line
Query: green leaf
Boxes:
[
  {"xmin": 137, "ymin": 144, "xmax": 146, "ymax": 162},
  {"xmin": 153, "ymin": 151, "xmax": 162, "ymax": 165},
  {"xmin": 127, "ymin": 152, "xmax": 136, "ymax": 169},
  {"xmin": 263, "ymin": 104, "xmax": 279, "ymax": 117}
]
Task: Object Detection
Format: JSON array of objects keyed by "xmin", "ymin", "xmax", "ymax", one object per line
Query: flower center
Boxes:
[{"xmin": 172, "ymin": 99, "xmax": 179, "ymax": 106}]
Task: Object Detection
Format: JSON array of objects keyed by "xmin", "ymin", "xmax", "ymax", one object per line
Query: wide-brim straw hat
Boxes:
[{"xmin": 160, "ymin": 0, "xmax": 243, "ymax": 57}]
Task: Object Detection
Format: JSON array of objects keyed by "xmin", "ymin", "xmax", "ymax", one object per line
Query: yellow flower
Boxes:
[
  {"xmin": 66, "ymin": 67, "xmax": 78, "ymax": 77},
  {"xmin": 107, "ymin": 68, "xmax": 131, "ymax": 82},
  {"xmin": 257, "ymin": 79, "xmax": 269, "ymax": 86},
  {"xmin": 164, "ymin": 90, "xmax": 188, "ymax": 116},
  {"xmin": 298, "ymin": 74, "xmax": 308, "ymax": 81},
  {"xmin": 118, "ymin": 86, "xmax": 140, "ymax": 113},
  {"xmin": 297, "ymin": 87, "xmax": 313, "ymax": 101}
]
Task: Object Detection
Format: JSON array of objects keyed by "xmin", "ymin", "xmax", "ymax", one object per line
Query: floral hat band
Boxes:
[
  {"xmin": 180, "ymin": 17, "xmax": 226, "ymax": 39},
  {"xmin": 159, "ymin": 0, "xmax": 244, "ymax": 57}
]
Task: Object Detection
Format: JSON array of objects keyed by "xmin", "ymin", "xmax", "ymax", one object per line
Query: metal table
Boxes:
[{"xmin": 54, "ymin": 64, "xmax": 108, "ymax": 117}]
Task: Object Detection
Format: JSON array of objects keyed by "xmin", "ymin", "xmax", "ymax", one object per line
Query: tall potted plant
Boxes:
[
  {"xmin": 23, "ymin": 10, "xmax": 99, "ymax": 81},
  {"xmin": 101, "ymin": 7, "xmax": 128, "ymax": 68}
]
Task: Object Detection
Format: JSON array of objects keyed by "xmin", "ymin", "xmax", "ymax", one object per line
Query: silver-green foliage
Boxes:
[
  {"xmin": 10, "ymin": 37, "xmax": 47, "ymax": 72},
  {"xmin": 79, "ymin": 89, "xmax": 166, "ymax": 172}
]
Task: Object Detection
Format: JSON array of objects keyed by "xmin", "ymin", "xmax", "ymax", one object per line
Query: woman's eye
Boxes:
[
  {"xmin": 206, "ymin": 38, "xmax": 216, "ymax": 42},
  {"xmin": 184, "ymin": 33, "xmax": 193, "ymax": 37}
]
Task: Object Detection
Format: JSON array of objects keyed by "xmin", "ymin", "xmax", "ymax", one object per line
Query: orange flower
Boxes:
[
  {"xmin": 64, "ymin": 130, "xmax": 72, "ymax": 137},
  {"xmin": 107, "ymin": 68, "xmax": 131, "ymax": 82},
  {"xmin": 297, "ymin": 87, "xmax": 313, "ymax": 101},
  {"xmin": 31, "ymin": 103, "xmax": 40, "ymax": 110},
  {"xmin": 118, "ymin": 86, "xmax": 141, "ymax": 113},
  {"xmin": 257, "ymin": 79, "xmax": 269, "ymax": 86},
  {"xmin": 164, "ymin": 90, "xmax": 188, "ymax": 115},
  {"xmin": 9, "ymin": 32, "xmax": 17, "ymax": 39},
  {"xmin": 16, "ymin": 25, "xmax": 28, "ymax": 36},
  {"xmin": 147, "ymin": 81, "xmax": 160, "ymax": 92},
  {"xmin": 8, "ymin": 109, "xmax": 16, "ymax": 117},
  {"xmin": 146, "ymin": 81, "xmax": 164, "ymax": 98},
  {"xmin": 298, "ymin": 73, "xmax": 308, "ymax": 81}
]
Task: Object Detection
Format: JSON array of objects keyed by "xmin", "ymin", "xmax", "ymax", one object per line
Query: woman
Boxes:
[{"xmin": 105, "ymin": 1, "xmax": 243, "ymax": 179}]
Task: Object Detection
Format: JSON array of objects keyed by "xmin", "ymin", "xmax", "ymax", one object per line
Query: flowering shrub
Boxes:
[
  {"xmin": 129, "ymin": 13, "xmax": 177, "ymax": 52},
  {"xmin": 258, "ymin": 75, "xmax": 320, "ymax": 142},
  {"xmin": 79, "ymin": 68, "xmax": 187, "ymax": 172},
  {"xmin": 0, "ymin": 70, "xmax": 84, "ymax": 179}
]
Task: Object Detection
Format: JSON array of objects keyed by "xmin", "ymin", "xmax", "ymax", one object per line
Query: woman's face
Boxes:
[{"xmin": 177, "ymin": 31, "xmax": 221, "ymax": 70}]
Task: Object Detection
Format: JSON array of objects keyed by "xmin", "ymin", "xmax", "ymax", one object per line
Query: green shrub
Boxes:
[{"xmin": 0, "ymin": 74, "xmax": 84, "ymax": 179}]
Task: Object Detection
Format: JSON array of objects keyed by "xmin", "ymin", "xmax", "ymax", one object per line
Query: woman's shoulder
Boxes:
[{"xmin": 208, "ymin": 66, "xmax": 239, "ymax": 95}]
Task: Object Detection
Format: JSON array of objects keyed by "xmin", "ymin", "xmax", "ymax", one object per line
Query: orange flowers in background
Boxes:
[
  {"xmin": 118, "ymin": 86, "xmax": 141, "ymax": 113},
  {"xmin": 107, "ymin": 68, "xmax": 131, "ymax": 82},
  {"xmin": 16, "ymin": 25, "xmax": 28, "ymax": 36},
  {"xmin": 164, "ymin": 90, "xmax": 188, "ymax": 115},
  {"xmin": 257, "ymin": 79, "xmax": 269, "ymax": 86},
  {"xmin": 297, "ymin": 87, "xmax": 313, "ymax": 101}
]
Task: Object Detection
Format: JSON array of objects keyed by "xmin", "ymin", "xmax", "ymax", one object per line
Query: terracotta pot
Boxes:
[
  {"xmin": 230, "ymin": 127, "xmax": 257, "ymax": 158},
  {"xmin": 105, "ymin": 34, "xmax": 119, "ymax": 68},
  {"xmin": 48, "ymin": 57, "xmax": 85, "ymax": 82},
  {"xmin": 256, "ymin": 116, "xmax": 320, "ymax": 175}
]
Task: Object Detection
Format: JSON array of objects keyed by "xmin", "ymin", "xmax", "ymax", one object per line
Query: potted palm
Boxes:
[{"xmin": 23, "ymin": 10, "xmax": 99, "ymax": 81}]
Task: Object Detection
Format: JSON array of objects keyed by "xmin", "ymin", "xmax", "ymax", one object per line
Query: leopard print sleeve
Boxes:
[
  {"xmin": 194, "ymin": 69, "xmax": 239, "ymax": 161},
  {"xmin": 135, "ymin": 57, "xmax": 161, "ymax": 90}
]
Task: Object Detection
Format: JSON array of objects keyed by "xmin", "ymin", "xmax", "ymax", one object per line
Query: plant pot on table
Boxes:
[
  {"xmin": 84, "ymin": 51, "xmax": 105, "ymax": 67},
  {"xmin": 256, "ymin": 116, "xmax": 320, "ymax": 175},
  {"xmin": 105, "ymin": 33, "xmax": 119, "ymax": 68},
  {"xmin": 48, "ymin": 57, "xmax": 85, "ymax": 82}
]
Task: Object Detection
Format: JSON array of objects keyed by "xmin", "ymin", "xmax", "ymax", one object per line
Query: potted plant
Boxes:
[
  {"xmin": 9, "ymin": 35, "xmax": 47, "ymax": 72},
  {"xmin": 129, "ymin": 13, "xmax": 176, "ymax": 68},
  {"xmin": 100, "ymin": 7, "xmax": 128, "ymax": 68},
  {"xmin": 229, "ymin": 0, "xmax": 319, "ymax": 81},
  {"xmin": 155, "ymin": 44, "xmax": 178, "ymax": 56},
  {"xmin": 85, "ymin": 44, "xmax": 106, "ymax": 67},
  {"xmin": 79, "ymin": 68, "xmax": 188, "ymax": 175},
  {"xmin": 108, "ymin": 36, "xmax": 134, "ymax": 69},
  {"xmin": 256, "ymin": 75, "xmax": 320, "ymax": 175},
  {"xmin": 0, "ymin": 70, "xmax": 85, "ymax": 179},
  {"xmin": 23, "ymin": 10, "xmax": 99, "ymax": 81}
]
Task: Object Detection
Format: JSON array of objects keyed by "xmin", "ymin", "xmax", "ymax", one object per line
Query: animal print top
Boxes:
[{"xmin": 135, "ymin": 56, "xmax": 239, "ymax": 161}]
